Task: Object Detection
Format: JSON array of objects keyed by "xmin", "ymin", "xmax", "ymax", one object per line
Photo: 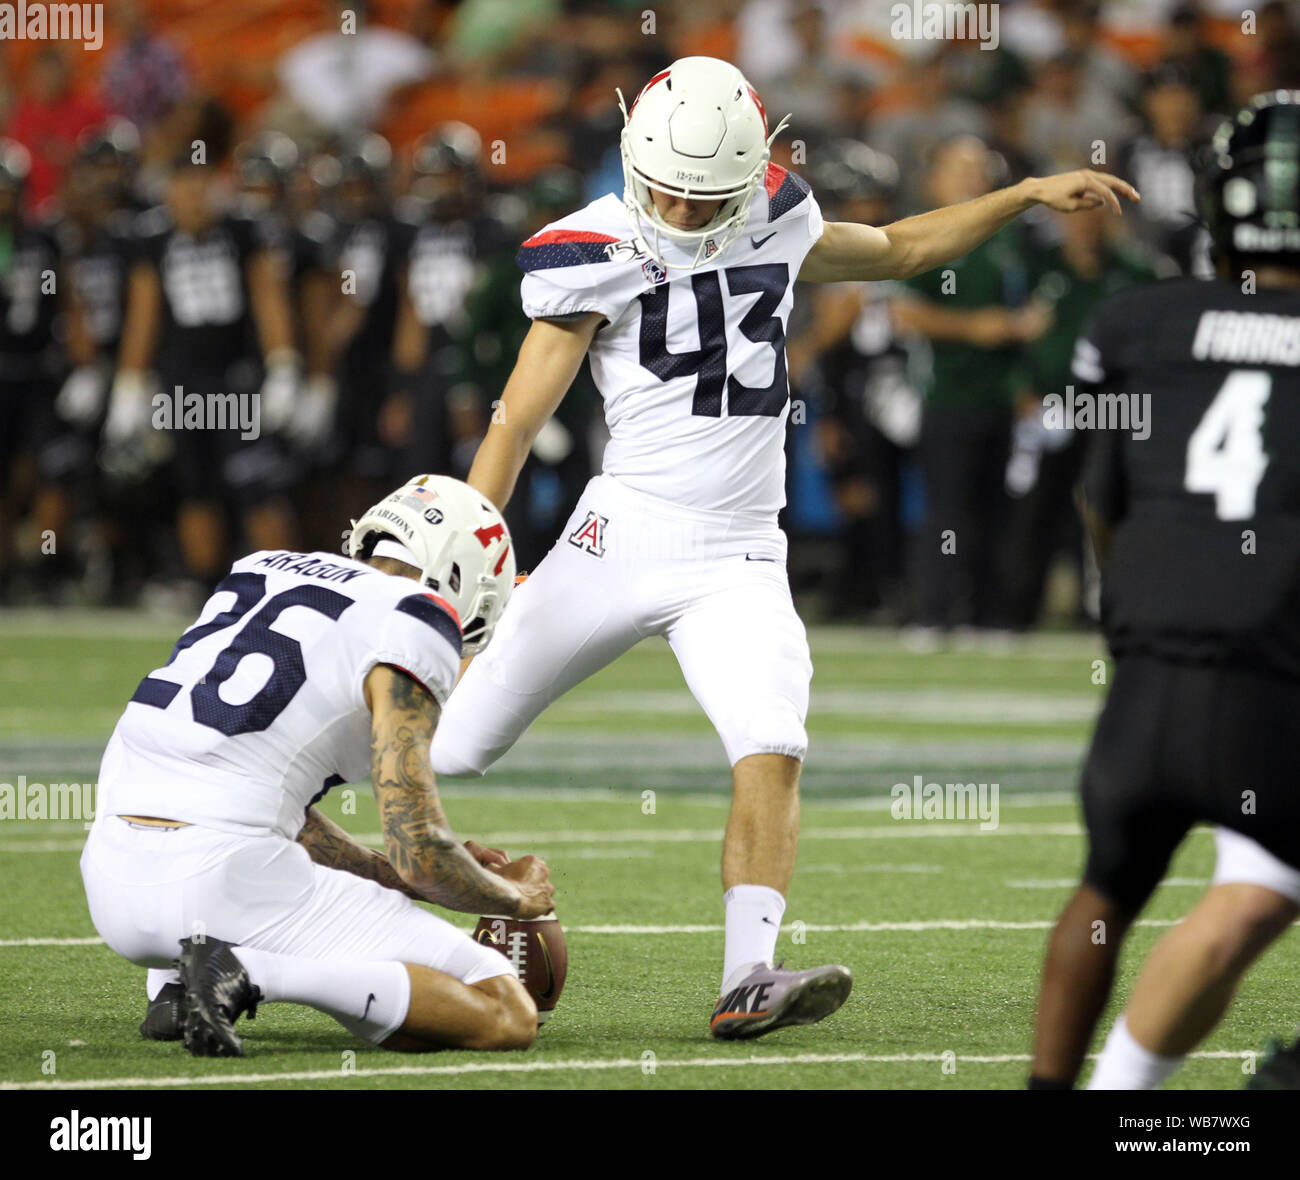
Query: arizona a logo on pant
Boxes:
[{"xmin": 568, "ymin": 511, "xmax": 608, "ymax": 557}]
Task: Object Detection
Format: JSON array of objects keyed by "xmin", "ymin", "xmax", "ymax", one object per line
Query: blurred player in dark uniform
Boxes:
[
  {"xmin": 997, "ymin": 202, "xmax": 1158, "ymax": 630},
  {"xmin": 105, "ymin": 156, "xmax": 301, "ymax": 592},
  {"xmin": 46, "ymin": 131, "xmax": 141, "ymax": 600},
  {"xmin": 322, "ymin": 133, "xmax": 405, "ymax": 510},
  {"xmin": 787, "ymin": 141, "xmax": 917, "ymax": 620},
  {"xmin": 234, "ymin": 132, "xmax": 338, "ymax": 549},
  {"xmin": 386, "ymin": 123, "xmax": 497, "ymax": 484},
  {"xmin": 0, "ymin": 138, "xmax": 92, "ymax": 601},
  {"xmin": 1031, "ymin": 92, "xmax": 1300, "ymax": 1090},
  {"xmin": 446, "ymin": 164, "xmax": 599, "ymax": 569}
]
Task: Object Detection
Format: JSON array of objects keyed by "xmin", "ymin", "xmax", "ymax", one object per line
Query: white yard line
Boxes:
[
  {"xmin": 0, "ymin": 918, "xmax": 1193, "ymax": 948},
  {"xmin": 0, "ymin": 1047, "xmax": 1251, "ymax": 1090},
  {"xmin": 1007, "ymin": 878, "xmax": 1210, "ymax": 889},
  {"xmin": 0, "ymin": 823, "xmax": 1090, "ymax": 854}
]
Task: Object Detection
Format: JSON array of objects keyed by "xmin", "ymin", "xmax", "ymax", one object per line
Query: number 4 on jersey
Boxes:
[{"xmin": 1184, "ymin": 369, "xmax": 1272, "ymax": 521}]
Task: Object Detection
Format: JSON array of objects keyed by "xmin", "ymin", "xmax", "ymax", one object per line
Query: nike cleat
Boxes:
[
  {"xmin": 710, "ymin": 959, "xmax": 853, "ymax": 1040},
  {"xmin": 139, "ymin": 981, "xmax": 186, "ymax": 1041},
  {"xmin": 176, "ymin": 937, "xmax": 263, "ymax": 1058},
  {"xmin": 1246, "ymin": 1033, "xmax": 1300, "ymax": 1090}
]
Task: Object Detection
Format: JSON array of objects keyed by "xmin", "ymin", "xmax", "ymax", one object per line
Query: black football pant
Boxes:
[{"xmin": 1082, "ymin": 656, "xmax": 1300, "ymax": 910}]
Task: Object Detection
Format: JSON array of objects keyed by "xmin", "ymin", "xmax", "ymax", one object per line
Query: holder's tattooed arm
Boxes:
[
  {"xmin": 364, "ymin": 663, "xmax": 525, "ymax": 915},
  {"xmin": 296, "ymin": 805, "xmax": 425, "ymax": 901}
]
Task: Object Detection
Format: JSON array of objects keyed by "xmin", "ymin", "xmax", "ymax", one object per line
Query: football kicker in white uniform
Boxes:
[
  {"xmin": 429, "ymin": 55, "xmax": 1141, "ymax": 1039},
  {"xmin": 426, "ymin": 55, "xmax": 1138, "ymax": 1039},
  {"xmin": 81, "ymin": 476, "xmax": 556, "ymax": 1057}
]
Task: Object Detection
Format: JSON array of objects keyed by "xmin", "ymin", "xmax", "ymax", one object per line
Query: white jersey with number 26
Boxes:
[
  {"xmin": 96, "ymin": 551, "xmax": 462, "ymax": 840},
  {"xmin": 517, "ymin": 164, "xmax": 824, "ymax": 517}
]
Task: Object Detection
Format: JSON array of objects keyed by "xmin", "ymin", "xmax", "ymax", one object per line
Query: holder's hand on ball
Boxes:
[
  {"xmin": 491, "ymin": 855, "xmax": 555, "ymax": 919},
  {"xmin": 464, "ymin": 839, "xmax": 510, "ymax": 869}
]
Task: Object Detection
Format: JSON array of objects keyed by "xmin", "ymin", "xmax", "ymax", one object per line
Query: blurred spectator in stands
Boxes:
[
  {"xmin": 999, "ymin": 203, "xmax": 1157, "ymax": 630},
  {"xmin": 754, "ymin": 1, "xmax": 846, "ymax": 139},
  {"xmin": 547, "ymin": 43, "xmax": 668, "ymax": 202},
  {"xmin": 8, "ymin": 48, "xmax": 105, "ymax": 215},
  {"xmin": 443, "ymin": 0, "xmax": 562, "ymax": 79},
  {"xmin": 1241, "ymin": 1, "xmax": 1300, "ymax": 94},
  {"xmin": 1118, "ymin": 64, "xmax": 1205, "ymax": 274},
  {"xmin": 1159, "ymin": 2, "xmax": 1233, "ymax": 116},
  {"xmin": 870, "ymin": 52, "xmax": 987, "ymax": 215},
  {"xmin": 939, "ymin": 31, "xmax": 1032, "ymax": 108},
  {"xmin": 277, "ymin": 0, "xmax": 434, "ymax": 140},
  {"xmin": 891, "ymin": 136, "xmax": 1049, "ymax": 642},
  {"xmin": 100, "ymin": 0, "xmax": 190, "ymax": 132},
  {"xmin": 789, "ymin": 141, "xmax": 919, "ymax": 621},
  {"xmin": 1023, "ymin": 51, "xmax": 1131, "ymax": 179},
  {"xmin": 1060, "ymin": 2, "xmax": 1140, "ymax": 116}
]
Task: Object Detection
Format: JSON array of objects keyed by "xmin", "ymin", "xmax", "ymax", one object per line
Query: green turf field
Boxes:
[{"xmin": 0, "ymin": 611, "xmax": 1293, "ymax": 1090}]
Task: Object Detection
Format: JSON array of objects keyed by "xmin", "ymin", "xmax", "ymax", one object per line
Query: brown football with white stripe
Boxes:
[{"xmin": 472, "ymin": 914, "xmax": 567, "ymax": 1024}]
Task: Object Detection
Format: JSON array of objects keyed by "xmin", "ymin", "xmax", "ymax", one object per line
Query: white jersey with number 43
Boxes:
[
  {"xmin": 96, "ymin": 551, "xmax": 463, "ymax": 839},
  {"xmin": 517, "ymin": 164, "xmax": 824, "ymax": 516}
]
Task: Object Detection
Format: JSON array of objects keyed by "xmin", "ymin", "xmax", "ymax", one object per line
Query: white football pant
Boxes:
[{"xmin": 432, "ymin": 474, "xmax": 813, "ymax": 776}]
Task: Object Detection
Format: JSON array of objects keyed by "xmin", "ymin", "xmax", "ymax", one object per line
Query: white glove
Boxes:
[
  {"xmin": 56, "ymin": 365, "xmax": 109, "ymax": 428},
  {"xmin": 258, "ymin": 350, "xmax": 302, "ymax": 436},
  {"xmin": 103, "ymin": 371, "xmax": 155, "ymax": 446},
  {"xmin": 287, "ymin": 373, "xmax": 337, "ymax": 450}
]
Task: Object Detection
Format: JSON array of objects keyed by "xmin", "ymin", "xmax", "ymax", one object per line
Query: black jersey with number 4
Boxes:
[{"xmin": 1076, "ymin": 276, "xmax": 1300, "ymax": 678}]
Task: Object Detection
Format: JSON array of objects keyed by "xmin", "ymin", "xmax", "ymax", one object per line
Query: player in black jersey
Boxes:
[
  {"xmin": 0, "ymin": 138, "xmax": 93, "ymax": 601},
  {"xmin": 105, "ymin": 156, "xmax": 302, "ymax": 590},
  {"xmin": 1030, "ymin": 91, "xmax": 1300, "ymax": 1091},
  {"xmin": 388, "ymin": 123, "xmax": 502, "ymax": 482},
  {"xmin": 321, "ymin": 133, "xmax": 407, "ymax": 508}
]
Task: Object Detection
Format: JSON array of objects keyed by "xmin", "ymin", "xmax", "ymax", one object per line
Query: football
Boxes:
[{"xmin": 473, "ymin": 913, "xmax": 568, "ymax": 1024}]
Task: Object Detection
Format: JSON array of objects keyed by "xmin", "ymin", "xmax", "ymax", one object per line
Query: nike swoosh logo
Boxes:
[
  {"xmin": 362, "ymin": 992, "xmax": 377, "ymax": 1020},
  {"xmin": 751, "ymin": 232, "xmax": 777, "ymax": 249},
  {"xmin": 761, "ymin": 916, "xmax": 776, "ymax": 925},
  {"xmin": 745, "ymin": 553, "xmax": 779, "ymax": 562}
]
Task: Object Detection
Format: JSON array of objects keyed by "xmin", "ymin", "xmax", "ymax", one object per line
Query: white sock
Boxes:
[
  {"xmin": 146, "ymin": 967, "xmax": 180, "ymax": 1000},
  {"xmin": 721, "ymin": 884, "xmax": 786, "ymax": 993},
  {"xmin": 1087, "ymin": 1014, "xmax": 1184, "ymax": 1090},
  {"xmin": 231, "ymin": 946, "xmax": 412, "ymax": 1044}
]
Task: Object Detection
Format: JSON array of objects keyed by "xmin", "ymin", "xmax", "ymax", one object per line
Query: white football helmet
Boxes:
[
  {"xmin": 618, "ymin": 56, "xmax": 791, "ymax": 271},
  {"xmin": 347, "ymin": 474, "xmax": 516, "ymax": 654}
]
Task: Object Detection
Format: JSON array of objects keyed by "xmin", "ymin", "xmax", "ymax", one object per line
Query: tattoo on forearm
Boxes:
[
  {"xmin": 369, "ymin": 667, "xmax": 519, "ymax": 914},
  {"xmin": 296, "ymin": 807, "xmax": 420, "ymax": 899}
]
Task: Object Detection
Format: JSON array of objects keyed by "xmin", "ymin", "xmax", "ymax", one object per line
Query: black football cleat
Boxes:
[
  {"xmin": 1246, "ymin": 1033, "xmax": 1300, "ymax": 1090},
  {"xmin": 139, "ymin": 981, "xmax": 186, "ymax": 1041},
  {"xmin": 176, "ymin": 937, "xmax": 262, "ymax": 1058},
  {"xmin": 710, "ymin": 959, "xmax": 853, "ymax": 1040}
]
